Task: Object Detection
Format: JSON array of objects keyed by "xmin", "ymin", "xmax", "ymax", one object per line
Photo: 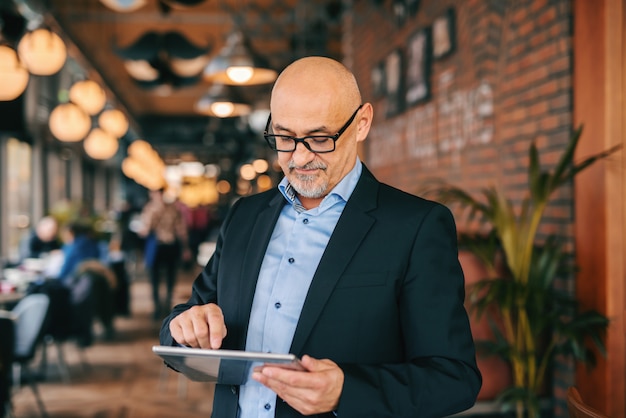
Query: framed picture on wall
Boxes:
[
  {"xmin": 392, "ymin": 0, "xmax": 408, "ymax": 27},
  {"xmin": 433, "ymin": 8, "xmax": 455, "ymax": 59},
  {"xmin": 384, "ymin": 49, "xmax": 404, "ymax": 117},
  {"xmin": 406, "ymin": 0, "xmax": 420, "ymax": 17},
  {"xmin": 405, "ymin": 27, "xmax": 431, "ymax": 106},
  {"xmin": 370, "ymin": 61, "xmax": 386, "ymax": 99}
]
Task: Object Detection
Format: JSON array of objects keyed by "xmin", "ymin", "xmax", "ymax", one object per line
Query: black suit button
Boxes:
[{"xmin": 288, "ymin": 257, "xmax": 295, "ymax": 263}]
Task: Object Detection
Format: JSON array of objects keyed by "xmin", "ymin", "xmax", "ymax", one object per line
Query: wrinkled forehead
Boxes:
[
  {"xmin": 269, "ymin": 102, "xmax": 350, "ymax": 138},
  {"xmin": 271, "ymin": 82, "xmax": 351, "ymax": 125}
]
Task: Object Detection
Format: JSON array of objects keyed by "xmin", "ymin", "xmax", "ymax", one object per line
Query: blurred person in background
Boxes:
[
  {"xmin": 140, "ymin": 188, "xmax": 191, "ymax": 320},
  {"xmin": 55, "ymin": 222, "xmax": 101, "ymax": 285},
  {"xmin": 23, "ymin": 215, "xmax": 62, "ymax": 260},
  {"xmin": 35, "ymin": 221, "xmax": 117, "ymax": 344},
  {"xmin": 186, "ymin": 204, "xmax": 215, "ymax": 264}
]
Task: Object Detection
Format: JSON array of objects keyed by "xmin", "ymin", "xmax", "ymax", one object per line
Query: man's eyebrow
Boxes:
[{"xmin": 272, "ymin": 121, "xmax": 331, "ymax": 135}]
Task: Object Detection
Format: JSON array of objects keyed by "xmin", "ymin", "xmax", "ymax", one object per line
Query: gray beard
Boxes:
[
  {"xmin": 288, "ymin": 161, "xmax": 328, "ymax": 198},
  {"xmin": 291, "ymin": 174, "xmax": 328, "ymax": 198}
]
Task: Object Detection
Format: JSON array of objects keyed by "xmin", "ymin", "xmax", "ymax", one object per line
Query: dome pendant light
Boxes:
[
  {"xmin": 84, "ymin": 128, "xmax": 119, "ymax": 160},
  {"xmin": 99, "ymin": 0, "xmax": 148, "ymax": 12},
  {"xmin": 203, "ymin": 31, "xmax": 277, "ymax": 86},
  {"xmin": 99, "ymin": 108, "xmax": 129, "ymax": 138},
  {"xmin": 17, "ymin": 28, "xmax": 67, "ymax": 76},
  {"xmin": 0, "ymin": 45, "xmax": 29, "ymax": 101},
  {"xmin": 49, "ymin": 102, "xmax": 91, "ymax": 142},
  {"xmin": 69, "ymin": 80, "xmax": 107, "ymax": 115},
  {"xmin": 194, "ymin": 84, "xmax": 251, "ymax": 118}
]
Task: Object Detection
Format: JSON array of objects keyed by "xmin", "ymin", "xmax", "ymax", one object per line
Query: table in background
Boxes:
[{"xmin": 0, "ymin": 291, "xmax": 24, "ymax": 309}]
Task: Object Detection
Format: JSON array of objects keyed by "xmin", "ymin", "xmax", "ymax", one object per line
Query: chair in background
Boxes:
[
  {"xmin": 0, "ymin": 312, "xmax": 15, "ymax": 418},
  {"xmin": 11, "ymin": 293, "xmax": 50, "ymax": 418},
  {"xmin": 32, "ymin": 279, "xmax": 86, "ymax": 382},
  {"xmin": 32, "ymin": 264, "xmax": 117, "ymax": 383},
  {"xmin": 567, "ymin": 386, "xmax": 609, "ymax": 418}
]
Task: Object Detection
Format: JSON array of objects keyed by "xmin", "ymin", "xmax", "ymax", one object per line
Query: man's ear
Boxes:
[{"xmin": 356, "ymin": 103, "xmax": 374, "ymax": 143}]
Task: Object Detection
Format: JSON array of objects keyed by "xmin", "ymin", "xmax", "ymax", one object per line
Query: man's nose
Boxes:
[{"xmin": 291, "ymin": 141, "xmax": 315, "ymax": 164}]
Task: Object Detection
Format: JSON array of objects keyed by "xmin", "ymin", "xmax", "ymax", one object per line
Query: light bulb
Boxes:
[
  {"xmin": 49, "ymin": 103, "xmax": 91, "ymax": 142},
  {"xmin": 18, "ymin": 28, "xmax": 67, "ymax": 76},
  {"xmin": 69, "ymin": 80, "xmax": 107, "ymax": 115},
  {"xmin": 98, "ymin": 109, "xmax": 129, "ymax": 138},
  {"xmin": 0, "ymin": 46, "xmax": 29, "ymax": 101},
  {"xmin": 83, "ymin": 128, "xmax": 119, "ymax": 160},
  {"xmin": 210, "ymin": 102, "xmax": 235, "ymax": 117},
  {"xmin": 226, "ymin": 66, "xmax": 254, "ymax": 84}
]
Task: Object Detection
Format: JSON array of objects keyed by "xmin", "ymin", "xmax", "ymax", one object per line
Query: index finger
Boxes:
[
  {"xmin": 203, "ymin": 304, "xmax": 227, "ymax": 349},
  {"xmin": 170, "ymin": 304, "xmax": 226, "ymax": 349}
]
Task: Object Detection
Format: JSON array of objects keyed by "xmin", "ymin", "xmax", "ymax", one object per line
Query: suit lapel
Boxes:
[
  {"xmin": 290, "ymin": 169, "xmax": 379, "ymax": 355},
  {"xmin": 236, "ymin": 193, "xmax": 285, "ymax": 345}
]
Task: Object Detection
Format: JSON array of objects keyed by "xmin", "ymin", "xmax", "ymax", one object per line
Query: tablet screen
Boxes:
[{"xmin": 152, "ymin": 345, "xmax": 303, "ymax": 385}]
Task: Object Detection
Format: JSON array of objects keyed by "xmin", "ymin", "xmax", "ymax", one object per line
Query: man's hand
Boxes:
[
  {"xmin": 169, "ymin": 303, "xmax": 227, "ymax": 349},
  {"xmin": 252, "ymin": 355, "xmax": 344, "ymax": 415}
]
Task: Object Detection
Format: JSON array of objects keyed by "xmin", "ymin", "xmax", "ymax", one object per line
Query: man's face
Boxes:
[{"xmin": 271, "ymin": 104, "xmax": 360, "ymax": 201}]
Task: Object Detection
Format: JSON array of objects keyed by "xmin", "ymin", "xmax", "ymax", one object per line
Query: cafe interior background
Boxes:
[{"xmin": 0, "ymin": 0, "xmax": 625, "ymax": 416}]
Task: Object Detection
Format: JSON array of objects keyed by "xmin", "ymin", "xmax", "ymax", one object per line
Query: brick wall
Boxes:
[
  {"xmin": 347, "ymin": 0, "xmax": 574, "ymax": 415},
  {"xmin": 350, "ymin": 0, "xmax": 572, "ymax": 221}
]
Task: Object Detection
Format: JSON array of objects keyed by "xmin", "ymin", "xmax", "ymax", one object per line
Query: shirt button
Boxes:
[
  {"xmin": 274, "ymin": 302, "xmax": 281, "ymax": 309},
  {"xmin": 303, "ymin": 218, "xmax": 309, "ymax": 224},
  {"xmin": 264, "ymin": 403, "xmax": 271, "ymax": 410},
  {"xmin": 288, "ymin": 257, "xmax": 295, "ymax": 264}
]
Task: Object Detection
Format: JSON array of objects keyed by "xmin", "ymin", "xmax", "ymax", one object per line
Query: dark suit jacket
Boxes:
[{"xmin": 161, "ymin": 165, "xmax": 481, "ymax": 418}]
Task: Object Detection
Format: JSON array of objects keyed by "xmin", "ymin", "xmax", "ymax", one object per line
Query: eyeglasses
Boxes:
[{"xmin": 263, "ymin": 104, "xmax": 363, "ymax": 153}]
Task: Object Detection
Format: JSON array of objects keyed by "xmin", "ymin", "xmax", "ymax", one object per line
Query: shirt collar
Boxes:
[{"xmin": 278, "ymin": 157, "xmax": 362, "ymax": 210}]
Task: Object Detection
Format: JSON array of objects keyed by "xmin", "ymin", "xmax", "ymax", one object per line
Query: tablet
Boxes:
[{"xmin": 152, "ymin": 345, "xmax": 304, "ymax": 385}]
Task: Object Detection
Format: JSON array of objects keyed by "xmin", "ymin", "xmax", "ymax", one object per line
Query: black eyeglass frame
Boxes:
[{"xmin": 263, "ymin": 104, "xmax": 364, "ymax": 153}]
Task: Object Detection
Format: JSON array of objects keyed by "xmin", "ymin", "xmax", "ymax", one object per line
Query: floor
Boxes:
[{"xmin": 10, "ymin": 264, "xmax": 216, "ymax": 418}]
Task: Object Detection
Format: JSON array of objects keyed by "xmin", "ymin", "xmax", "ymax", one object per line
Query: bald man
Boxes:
[{"xmin": 160, "ymin": 57, "xmax": 481, "ymax": 417}]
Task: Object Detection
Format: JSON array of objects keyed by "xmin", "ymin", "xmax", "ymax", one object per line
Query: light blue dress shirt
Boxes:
[{"xmin": 237, "ymin": 159, "xmax": 363, "ymax": 418}]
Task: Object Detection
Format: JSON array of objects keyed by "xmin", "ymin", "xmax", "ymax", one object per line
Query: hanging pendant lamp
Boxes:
[
  {"xmin": 194, "ymin": 84, "xmax": 251, "ymax": 118},
  {"xmin": 0, "ymin": 45, "xmax": 29, "ymax": 101},
  {"xmin": 69, "ymin": 80, "xmax": 107, "ymax": 116},
  {"xmin": 203, "ymin": 31, "xmax": 277, "ymax": 86},
  {"xmin": 17, "ymin": 28, "xmax": 67, "ymax": 76},
  {"xmin": 84, "ymin": 128, "xmax": 119, "ymax": 160},
  {"xmin": 99, "ymin": 0, "xmax": 148, "ymax": 12},
  {"xmin": 113, "ymin": 30, "xmax": 211, "ymax": 88},
  {"xmin": 99, "ymin": 108, "xmax": 129, "ymax": 138},
  {"xmin": 49, "ymin": 103, "xmax": 91, "ymax": 142}
]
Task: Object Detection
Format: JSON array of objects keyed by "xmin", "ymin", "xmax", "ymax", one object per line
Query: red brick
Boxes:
[
  {"xmin": 512, "ymin": 7, "xmax": 528, "ymax": 24},
  {"xmin": 538, "ymin": 7, "xmax": 557, "ymax": 25},
  {"xmin": 518, "ymin": 21, "xmax": 535, "ymax": 37},
  {"xmin": 530, "ymin": 0, "xmax": 548, "ymax": 13},
  {"xmin": 530, "ymin": 31, "xmax": 548, "ymax": 47},
  {"xmin": 540, "ymin": 115, "xmax": 561, "ymax": 131}
]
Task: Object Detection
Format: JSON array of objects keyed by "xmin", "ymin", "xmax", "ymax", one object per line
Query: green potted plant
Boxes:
[{"xmin": 429, "ymin": 126, "xmax": 619, "ymax": 418}]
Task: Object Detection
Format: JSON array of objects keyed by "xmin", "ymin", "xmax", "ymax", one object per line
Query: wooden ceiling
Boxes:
[{"xmin": 6, "ymin": 0, "xmax": 343, "ymax": 164}]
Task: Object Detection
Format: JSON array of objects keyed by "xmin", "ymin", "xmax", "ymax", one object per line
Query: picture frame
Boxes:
[
  {"xmin": 384, "ymin": 49, "xmax": 404, "ymax": 117},
  {"xmin": 433, "ymin": 8, "xmax": 455, "ymax": 59},
  {"xmin": 392, "ymin": 0, "xmax": 408, "ymax": 27},
  {"xmin": 406, "ymin": 0, "xmax": 420, "ymax": 17},
  {"xmin": 370, "ymin": 60, "xmax": 386, "ymax": 99},
  {"xmin": 405, "ymin": 27, "xmax": 431, "ymax": 106}
]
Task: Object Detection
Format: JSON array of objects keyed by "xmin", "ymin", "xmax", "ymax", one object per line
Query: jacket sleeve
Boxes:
[
  {"xmin": 335, "ymin": 204, "xmax": 481, "ymax": 418},
  {"xmin": 159, "ymin": 198, "xmax": 242, "ymax": 347}
]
